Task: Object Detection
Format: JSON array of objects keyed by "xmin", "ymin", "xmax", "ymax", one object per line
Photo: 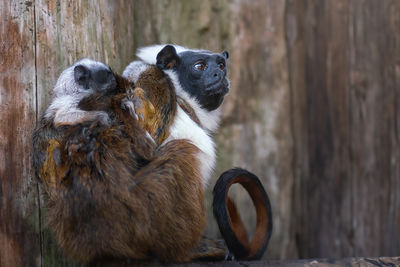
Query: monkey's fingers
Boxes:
[
  {"xmin": 120, "ymin": 97, "xmax": 138, "ymax": 120},
  {"xmin": 213, "ymin": 168, "xmax": 273, "ymax": 261}
]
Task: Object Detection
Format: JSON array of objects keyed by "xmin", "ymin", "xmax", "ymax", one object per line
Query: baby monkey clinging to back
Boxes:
[{"xmin": 32, "ymin": 58, "xmax": 157, "ymax": 190}]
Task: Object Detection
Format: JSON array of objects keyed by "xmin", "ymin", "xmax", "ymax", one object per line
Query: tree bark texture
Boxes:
[{"xmin": 0, "ymin": 0, "xmax": 399, "ymax": 265}]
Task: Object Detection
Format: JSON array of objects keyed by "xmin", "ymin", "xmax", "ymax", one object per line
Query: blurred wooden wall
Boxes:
[{"xmin": 1, "ymin": 0, "xmax": 399, "ymax": 265}]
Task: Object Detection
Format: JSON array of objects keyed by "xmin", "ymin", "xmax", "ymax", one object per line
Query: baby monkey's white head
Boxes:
[
  {"xmin": 53, "ymin": 58, "xmax": 117, "ymax": 98},
  {"xmin": 45, "ymin": 58, "xmax": 117, "ymax": 126}
]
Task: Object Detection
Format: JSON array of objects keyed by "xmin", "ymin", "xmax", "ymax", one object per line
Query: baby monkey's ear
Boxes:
[
  {"xmin": 221, "ymin": 51, "xmax": 229, "ymax": 59},
  {"xmin": 156, "ymin": 45, "xmax": 181, "ymax": 70}
]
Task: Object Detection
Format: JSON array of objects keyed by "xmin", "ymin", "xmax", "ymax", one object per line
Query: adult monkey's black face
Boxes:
[{"xmin": 177, "ymin": 50, "xmax": 229, "ymax": 111}]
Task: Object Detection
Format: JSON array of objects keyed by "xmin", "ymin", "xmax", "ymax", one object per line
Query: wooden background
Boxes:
[{"xmin": 1, "ymin": 0, "xmax": 399, "ymax": 266}]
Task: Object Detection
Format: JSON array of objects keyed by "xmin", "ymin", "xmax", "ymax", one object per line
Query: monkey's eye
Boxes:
[
  {"xmin": 194, "ymin": 62, "xmax": 206, "ymax": 71},
  {"xmin": 218, "ymin": 62, "xmax": 225, "ymax": 70}
]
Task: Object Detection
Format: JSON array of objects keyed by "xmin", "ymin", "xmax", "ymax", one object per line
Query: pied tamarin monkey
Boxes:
[
  {"xmin": 32, "ymin": 45, "xmax": 272, "ymax": 263},
  {"xmin": 122, "ymin": 45, "xmax": 272, "ymax": 260}
]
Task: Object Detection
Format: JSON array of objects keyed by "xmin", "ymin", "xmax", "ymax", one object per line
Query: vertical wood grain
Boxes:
[
  {"xmin": 0, "ymin": 1, "xmax": 40, "ymax": 266},
  {"xmin": 286, "ymin": 0, "xmax": 353, "ymax": 258},
  {"xmin": 287, "ymin": 0, "xmax": 400, "ymax": 258},
  {"xmin": 214, "ymin": 0, "xmax": 294, "ymax": 259},
  {"xmin": 348, "ymin": 0, "xmax": 400, "ymax": 256}
]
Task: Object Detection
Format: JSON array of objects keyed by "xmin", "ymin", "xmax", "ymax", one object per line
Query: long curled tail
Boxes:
[{"xmin": 213, "ymin": 168, "xmax": 273, "ymax": 260}]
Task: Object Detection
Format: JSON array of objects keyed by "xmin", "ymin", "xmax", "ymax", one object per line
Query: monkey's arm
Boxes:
[
  {"xmin": 77, "ymin": 92, "xmax": 114, "ymax": 112},
  {"xmin": 76, "ymin": 73, "xmax": 131, "ymax": 113},
  {"xmin": 55, "ymin": 109, "xmax": 110, "ymax": 127},
  {"xmin": 213, "ymin": 168, "xmax": 273, "ymax": 261}
]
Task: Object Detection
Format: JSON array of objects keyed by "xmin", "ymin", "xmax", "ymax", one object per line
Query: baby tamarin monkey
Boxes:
[{"xmin": 32, "ymin": 58, "xmax": 156, "ymax": 190}]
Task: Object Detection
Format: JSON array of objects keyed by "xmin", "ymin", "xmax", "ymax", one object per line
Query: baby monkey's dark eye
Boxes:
[
  {"xmin": 218, "ymin": 62, "xmax": 225, "ymax": 70},
  {"xmin": 194, "ymin": 62, "xmax": 206, "ymax": 71}
]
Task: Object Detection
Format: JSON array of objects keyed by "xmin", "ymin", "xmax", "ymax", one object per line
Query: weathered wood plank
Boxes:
[
  {"xmin": 178, "ymin": 257, "xmax": 400, "ymax": 267},
  {"xmin": 348, "ymin": 0, "xmax": 400, "ymax": 256},
  {"xmin": 286, "ymin": 0, "xmax": 353, "ymax": 258},
  {"xmin": 287, "ymin": 0, "xmax": 400, "ymax": 258},
  {"xmin": 0, "ymin": 1, "xmax": 40, "ymax": 266},
  {"xmin": 107, "ymin": 257, "xmax": 400, "ymax": 267},
  {"xmin": 212, "ymin": 0, "xmax": 294, "ymax": 259}
]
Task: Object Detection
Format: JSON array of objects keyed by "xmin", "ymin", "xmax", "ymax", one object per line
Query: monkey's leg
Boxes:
[
  {"xmin": 78, "ymin": 92, "xmax": 113, "ymax": 112},
  {"xmin": 126, "ymin": 140, "xmax": 206, "ymax": 263}
]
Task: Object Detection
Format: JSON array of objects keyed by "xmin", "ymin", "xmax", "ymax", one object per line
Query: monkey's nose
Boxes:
[{"xmin": 212, "ymin": 71, "xmax": 222, "ymax": 81}]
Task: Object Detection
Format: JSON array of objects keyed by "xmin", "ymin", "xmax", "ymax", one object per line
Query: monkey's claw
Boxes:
[{"xmin": 121, "ymin": 97, "xmax": 138, "ymax": 120}]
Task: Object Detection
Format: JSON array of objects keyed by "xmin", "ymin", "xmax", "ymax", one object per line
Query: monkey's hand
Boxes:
[
  {"xmin": 120, "ymin": 96, "xmax": 138, "ymax": 120},
  {"xmin": 40, "ymin": 139, "xmax": 69, "ymax": 192},
  {"xmin": 125, "ymin": 87, "xmax": 157, "ymax": 134}
]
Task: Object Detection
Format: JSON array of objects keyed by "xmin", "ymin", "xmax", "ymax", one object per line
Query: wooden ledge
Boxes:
[{"xmin": 167, "ymin": 257, "xmax": 400, "ymax": 267}]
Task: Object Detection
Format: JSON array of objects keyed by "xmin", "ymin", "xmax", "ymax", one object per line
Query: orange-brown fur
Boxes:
[{"xmin": 128, "ymin": 65, "xmax": 177, "ymax": 145}]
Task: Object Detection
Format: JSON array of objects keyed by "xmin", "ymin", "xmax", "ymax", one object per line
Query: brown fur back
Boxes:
[{"xmin": 46, "ymin": 127, "xmax": 204, "ymax": 263}]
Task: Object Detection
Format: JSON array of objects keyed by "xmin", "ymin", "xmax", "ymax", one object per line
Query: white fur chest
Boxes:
[{"xmin": 163, "ymin": 106, "xmax": 216, "ymax": 186}]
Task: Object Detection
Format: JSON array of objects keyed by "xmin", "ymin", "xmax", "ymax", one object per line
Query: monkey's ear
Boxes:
[
  {"xmin": 74, "ymin": 65, "xmax": 90, "ymax": 88},
  {"xmin": 221, "ymin": 51, "xmax": 229, "ymax": 59},
  {"xmin": 156, "ymin": 45, "xmax": 180, "ymax": 70}
]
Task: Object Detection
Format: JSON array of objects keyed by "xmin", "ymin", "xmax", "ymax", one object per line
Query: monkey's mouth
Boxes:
[{"xmin": 205, "ymin": 80, "xmax": 229, "ymax": 96}]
